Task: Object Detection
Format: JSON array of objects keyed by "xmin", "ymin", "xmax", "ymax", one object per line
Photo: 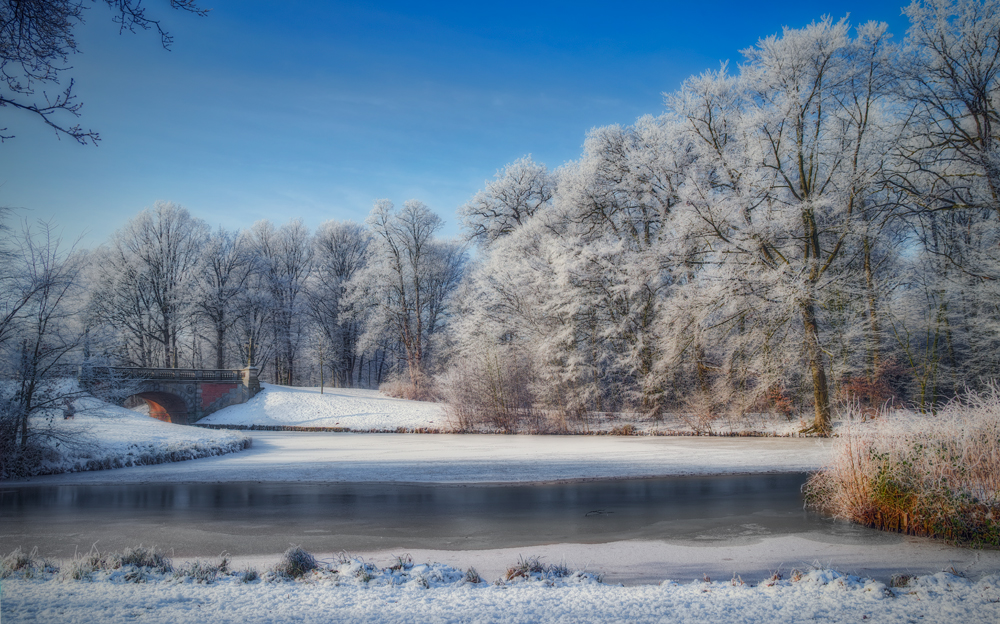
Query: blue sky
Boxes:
[{"xmin": 0, "ymin": 1, "xmax": 913, "ymax": 246}]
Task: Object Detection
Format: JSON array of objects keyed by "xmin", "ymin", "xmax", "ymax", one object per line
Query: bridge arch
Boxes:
[
  {"xmin": 83, "ymin": 366, "xmax": 260, "ymax": 425},
  {"xmin": 130, "ymin": 391, "xmax": 190, "ymax": 425}
]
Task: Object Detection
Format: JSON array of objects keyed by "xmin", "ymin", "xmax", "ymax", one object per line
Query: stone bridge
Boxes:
[{"xmin": 84, "ymin": 366, "xmax": 261, "ymax": 425}]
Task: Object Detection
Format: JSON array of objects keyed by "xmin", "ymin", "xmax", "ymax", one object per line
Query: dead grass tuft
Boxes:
[{"xmin": 272, "ymin": 546, "xmax": 318, "ymax": 579}]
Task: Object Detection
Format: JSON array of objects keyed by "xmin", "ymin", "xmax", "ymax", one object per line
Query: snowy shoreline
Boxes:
[
  {"xmin": 197, "ymin": 384, "xmax": 819, "ymax": 437},
  {"xmin": 4, "ymin": 551, "xmax": 999, "ymax": 624},
  {"xmin": 193, "ymin": 422, "xmax": 814, "ymax": 437}
]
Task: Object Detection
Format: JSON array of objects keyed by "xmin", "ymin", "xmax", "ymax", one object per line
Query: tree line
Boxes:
[{"xmin": 79, "ymin": 199, "xmax": 466, "ymax": 394}]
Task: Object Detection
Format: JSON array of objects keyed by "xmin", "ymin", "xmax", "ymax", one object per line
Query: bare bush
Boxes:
[
  {"xmin": 463, "ymin": 567, "xmax": 482, "ymax": 584},
  {"xmin": 837, "ymin": 359, "xmax": 907, "ymax": 417},
  {"xmin": 378, "ymin": 370, "xmax": 438, "ymax": 402},
  {"xmin": 805, "ymin": 387, "xmax": 1000, "ymax": 546},
  {"xmin": 438, "ymin": 347, "xmax": 539, "ymax": 433},
  {"xmin": 679, "ymin": 390, "xmax": 722, "ymax": 434}
]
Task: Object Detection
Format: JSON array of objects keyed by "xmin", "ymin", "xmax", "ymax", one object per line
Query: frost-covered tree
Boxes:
[
  {"xmin": 668, "ymin": 18, "xmax": 898, "ymax": 432},
  {"xmin": 880, "ymin": 0, "xmax": 1000, "ymax": 406},
  {"xmin": 360, "ymin": 199, "xmax": 465, "ymax": 390},
  {"xmin": 897, "ymin": 0, "xmax": 1000, "ymax": 225},
  {"xmin": 87, "ymin": 244, "xmax": 158, "ymax": 366},
  {"xmin": 0, "ymin": 218, "xmax": 87, "ymax": 478},
  {"xmin": 229, "ymin": 260, "xmax": 273, "ymax": 372},
  {"xmin": 193, "ymin": 227, "xmax": 255, "ymax": 369},
  {"xmin": 92, "ymin": 202, "xmax": 208, "ymax": 368},
  {"xmin": 307, "ymin": 220, "xmax": 370, "ymax": 387},
  {"xmin": 251, "ymin": 219, "xmax": 312, "ymax": 385},
  {"xmin": 459, "ymin": 156, "xmax": 555, "ymax": 247},
  {"xmin": 449, "ymin": 116, "xmax": 695, "ymax": 415}
]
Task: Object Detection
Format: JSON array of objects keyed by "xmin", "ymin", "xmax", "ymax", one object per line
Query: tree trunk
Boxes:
[
  {"xmin": 801, "ymin": 299, "xmax": 832, "ymax": 434},
  {"xmin": 863, "ymin": 236, "xmax": 880, "ymax": 378},
  {"xmin": 215, "ymin": 324, "xmax": 226, "ymax": 369},
  {"xmin": 162, "ymin": 323, "xmax": 171, "ymax": 368}
]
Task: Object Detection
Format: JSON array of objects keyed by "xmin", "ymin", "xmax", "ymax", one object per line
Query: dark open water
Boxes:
[{"xmin": 0, "ymin": 473, "xmax": 895, "ymax": 558}]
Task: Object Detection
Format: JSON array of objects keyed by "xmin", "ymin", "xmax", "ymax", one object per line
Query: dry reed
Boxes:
[{"xmin": 804, "ymin": 388, "xmax": 1000, "ymax": 547}]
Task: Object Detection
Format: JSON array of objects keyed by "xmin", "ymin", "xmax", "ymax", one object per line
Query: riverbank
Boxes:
[
  {"xmin": 4, "ymin": 553, "xmax": 998, "ymax": 624},
  {"xmin": 3, "ymin": 396, "xmax": 250, "ymax": 480},
  {"xmin": 198, "ymin": 384, "xmax": 813, "ymax": 436}
]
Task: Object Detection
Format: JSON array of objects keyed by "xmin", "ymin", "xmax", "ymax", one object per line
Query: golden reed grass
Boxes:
[{"xmin": 805, "ymin": 388, "xmax": 1000, "ymax": 547}]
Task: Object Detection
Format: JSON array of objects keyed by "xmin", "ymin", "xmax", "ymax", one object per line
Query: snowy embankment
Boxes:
[
  {"xmin": 13, "ymin": 396, "xmax": 250, "ymax": 479},
  {"xmin": 4, "ymin": 558, "xmax": 997, "ymax": 624},
  {"xmin": 197, "ymin": 384, "xmax": 810, "ymax": 436}
]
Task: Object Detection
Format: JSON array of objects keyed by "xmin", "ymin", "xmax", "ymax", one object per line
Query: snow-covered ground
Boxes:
[
  {"xmin": 12, "ymin": 396, "xmax": 250, "ymax": 478},
  {"xmin": 4, "ymin": 559, "xmax": 998, "ymax": 624},
  {"xmin": 197, "ymin": 384, "xmax": 810, "ymax": 436}
]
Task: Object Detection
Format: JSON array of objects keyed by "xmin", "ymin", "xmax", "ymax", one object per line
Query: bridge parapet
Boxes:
[{"xmin": 101, "ymin": 367, "xmax": 249, "ymax": 382}]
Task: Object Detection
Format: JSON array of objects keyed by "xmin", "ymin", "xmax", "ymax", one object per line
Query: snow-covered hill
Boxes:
[{"xmin": 198, "ymin": 383, "xmax": 446, "ymax": 431}]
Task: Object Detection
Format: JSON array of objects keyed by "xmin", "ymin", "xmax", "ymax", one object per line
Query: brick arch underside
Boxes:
[{"xmin": 132, "ymin": 391, "xmax": 189, "ymax": 425}]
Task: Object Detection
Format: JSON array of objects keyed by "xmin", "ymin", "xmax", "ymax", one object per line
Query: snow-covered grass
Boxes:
[
  {"xmin": 4, "ymin": 395, "xmax": 250, "ymax": 479},
  {"xmin": 2, "ymin": 547, "xmax": 998, "ymax": 624},
  {"xmin": 806, "ymin": 390, "xmax": 1000, "ymax": 546},
  {"xmin": 198, "ymin": 383, "xmax": 817, "ymax": 436}
]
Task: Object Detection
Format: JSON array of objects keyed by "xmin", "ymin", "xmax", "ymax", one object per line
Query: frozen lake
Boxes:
[{"xmin": 8, "ymin": 431, "xmax": 833, "ymax": 485}]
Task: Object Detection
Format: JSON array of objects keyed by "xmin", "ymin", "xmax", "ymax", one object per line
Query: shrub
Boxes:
[
  {"xmin": 0, "ymin": 402, "xmax": 62, "ymax": 480},
  {"xmin": 804, "ymin": 388, "xmax": 1000, "ymax": 546},
  {"xmin": 610, "ymin": 424, "xmax": 637, "ymax": 436},
  {"xmin": 379, "ymin": 369, "xmax": 439, "ymax": 402},
  {"xmin": 838, "ymin": 359, "xmax": 907, "ymax": 417},
  {"xmin": 388, "ymin": 554, "xmax": 413, "ymax": 572},
  {"xmin": 439, "ymin": 346, "xmax": 540, "ymax": 433},
  {"xmin": 679, "ymin": 390, "xmax": 722, "ymax": 434},
  {"xmin": 57, "ymin": 546, "xmax": 115, "ymax": 581},
  {"xmin": 273, "ymin": 546, "xmax": 318, "ymax": 579},
  {"xmin": 890, "ymin": 573, "xmax": 913, "ymax": 588}
]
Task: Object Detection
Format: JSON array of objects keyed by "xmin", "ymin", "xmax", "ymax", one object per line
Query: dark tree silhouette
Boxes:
[{"xmin": 0, "ymin": 0, "xmax": 206, "ymax": 144}]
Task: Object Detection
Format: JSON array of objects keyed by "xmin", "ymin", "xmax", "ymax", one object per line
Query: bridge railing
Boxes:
[{"xmin": 87, "ymin": 366, "xmax": 246, "ymax": 382}]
